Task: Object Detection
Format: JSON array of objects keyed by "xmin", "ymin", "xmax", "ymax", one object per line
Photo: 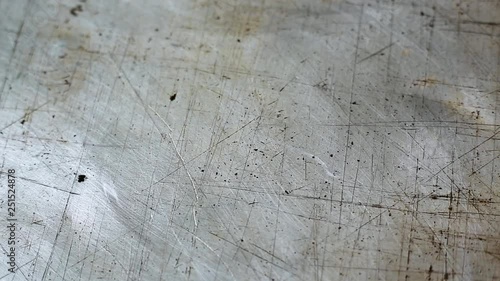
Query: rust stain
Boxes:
[
  {"xmin": 402, "ymin": 48, "xmax": 411, "ymax": 56},
  {"xmin": 38, "ymin": 24, "xmax": 93, "ymax": 102},
  {"xmin": 443, "ymin": 88, "xmax": 491, "ymax": 124},
  {"xmin": 209, "ymin": 4, "xmax": 264, "ymax": 38},
  {"xmin": 413, "ymin": 76, "xmax": 440, "ymax": 87},
  {"xmin": 21, "ymin": 107, "xmax": 34, "ymax": 124}
]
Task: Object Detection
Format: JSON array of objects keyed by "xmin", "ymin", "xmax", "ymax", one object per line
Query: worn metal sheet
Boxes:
[{"xmin": 0, "ymin": 0, "xmax": 499, "ymax": 280}]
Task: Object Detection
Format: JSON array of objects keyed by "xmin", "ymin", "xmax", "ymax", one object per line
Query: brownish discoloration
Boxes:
[
  {"xmin": 442, "ymin": 87, "xmax": 496, "ymax": 126},
  {"xmin": 37, "ymin": 24, "xmax": 94, "ymax": 103},
  {"xmin": 21, "ymin": 107, "xmax": 34, "ymax": 124},
  {"xmin": 207, "ymin": 4, "xmax": 264, "ymax": 38},
  {"xmin": 413, "ymin": 76, "xmax": 440, "ymax": 87}
]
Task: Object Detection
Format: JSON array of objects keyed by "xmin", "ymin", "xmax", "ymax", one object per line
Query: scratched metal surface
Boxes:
[{"xmin": 0, "ymin": 0, "xmax": 499, "ymax": 280}]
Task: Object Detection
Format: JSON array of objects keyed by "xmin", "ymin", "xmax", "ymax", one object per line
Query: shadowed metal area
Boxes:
[{"xmin": 0, "ymin": 0, "xmax": 499, "ymax": 280}]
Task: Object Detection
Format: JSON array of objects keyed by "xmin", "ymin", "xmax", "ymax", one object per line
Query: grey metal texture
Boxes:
[{"xmin": 0, "ymin": 0, "xmax": 499, "ymax": 280}]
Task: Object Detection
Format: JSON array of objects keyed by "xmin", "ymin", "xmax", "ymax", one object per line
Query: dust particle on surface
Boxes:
[
  {"xmin": 70, "ymin": 5, "xmax": 83, "ymax": 16},
  {"xmin": 170, "ymin": 93, "xmax": 177, "ymax": 101},
  {"xmin": 77, "ymin": 175, "xmax": 87, "ymax": 182}
]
